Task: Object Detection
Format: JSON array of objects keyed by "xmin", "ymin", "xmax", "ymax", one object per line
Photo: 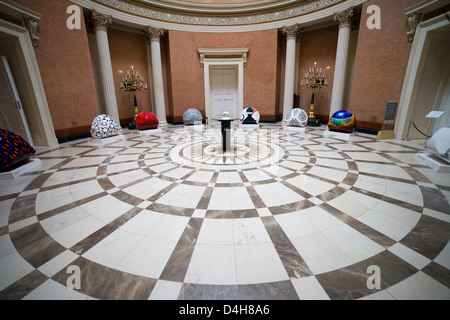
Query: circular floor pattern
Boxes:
[{"xmin": 1, "ymin": 124, "xmax": 449, "ymax": 300}]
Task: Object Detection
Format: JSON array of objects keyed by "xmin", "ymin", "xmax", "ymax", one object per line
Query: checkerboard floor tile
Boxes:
[{"xmin": 0, "ymin": 124, "xmax": 449, "ymax": 300}]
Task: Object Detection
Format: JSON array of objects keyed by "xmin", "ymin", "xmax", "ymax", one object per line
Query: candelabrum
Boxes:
[
  {"xmin": 301, "ymin": 62, "xmax": 329, "ymax": 126},
  {"xmin": 120, "ymin": 66, "xmax": 147, "ymax": 128}
]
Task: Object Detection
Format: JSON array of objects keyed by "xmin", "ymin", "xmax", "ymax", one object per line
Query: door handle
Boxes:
[{"xmin": 16, "ymin": 101, "xmax": 22, "ymax": 110}]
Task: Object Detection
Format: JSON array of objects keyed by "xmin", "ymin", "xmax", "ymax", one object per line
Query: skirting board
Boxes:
[
  {"xmin": 324, "ymin": 130, "xmax": 358, "ymax": 140},
  {"xmin": 283, "ymin": 126, "xmax": 306, "ymax": 133},
  {"xmin": 416, "ymin": 153, "xmax": 450, "ymax": 173},
  {"xmin": 0, "ymin": 158, "xmax": 42, "ymax": 180},
  {"xmin": 86, "ymin": 135, "xmax": 125, "ymax": 145}
]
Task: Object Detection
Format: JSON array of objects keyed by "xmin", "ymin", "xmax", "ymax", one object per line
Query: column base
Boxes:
[
  {"xmin": 308, "ymin": 118, "xmax": 321, "ymax": 127},
  {"xmin": 158, "ymin": 121, "xmax": 168, "ymax": 127}
]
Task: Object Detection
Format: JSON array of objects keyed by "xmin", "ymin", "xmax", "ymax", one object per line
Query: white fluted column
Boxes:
[
  {"xmin": 92, "ymin": 11, "xmax": 120, "ymax": 125},
  {"xmin": 146, "ymin": 27, "xmax": 167, "ymax": 126},
  {"xmin": 282, "ymin": 25, "xmax": 301, "ymax": 122},
  {"xmin": 143, "ymin": 33, "xmax": 156, "ymax": 115},
  {"xmin": 329, "ymin": 8, "xmax": 353, "ymax": 117}
]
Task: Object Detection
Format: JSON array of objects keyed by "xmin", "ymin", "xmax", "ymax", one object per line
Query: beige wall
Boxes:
[{"xmin": 14, "ymin": 0, "xmax": 99, "ymax": 138}]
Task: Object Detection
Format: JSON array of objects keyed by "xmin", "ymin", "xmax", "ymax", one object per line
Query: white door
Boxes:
[
  {"xmin": 211, "ymin": 68, "xmax": 237, "ymax": 119},
  {"xmin": 0, "ymin": 55, "xmax": 33, "ymax": 145}
]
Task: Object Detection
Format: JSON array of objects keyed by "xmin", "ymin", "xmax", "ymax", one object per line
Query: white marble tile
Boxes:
[
  {"xmin": 197, "ymin": 219, "xmax": 234, "ymax": 245},
  {"xmin": 184, "ymin": 244, "xmax": 236, "ymax": 285},
  {"xmin": 23, "ymin": 279, "xmax": 89, "ymax": 300},
  {"xmin": 233, "ymin": 218, "xmax": 271, "ymax": 245},
  {"xmin": 286, "ymin": 175, "xmax": 334, "ymax": 196},
  {"xmin": 38, "ymin": 250, "xmax": 79, "ymax": 277},
  {"xmin": 300, "ymin": 206, "xmax": 344, "ymax": 232},
  {"xmin": 120, "ymin": 210, "xmax": 164, "ymax": 236},
  {"xmin": 116, "ymin": 237, "xmax": 177, "ymax": 278},
  {"xmin": 148, "ymin": 280, "xmax": 183, "ymax": 300},
  {"xmin": 388, "ymin": 243, "xmax": 431, "ymax": 270},
  {"xmin": 323, "ymin": 224, "xmax": 384, "ymax": 263},
  {"xmin": 51, "ymin": 216, "xmax": 105, "ymax": 248},
  {"xmin": 275, "ymin": 211, "xmax": 318, "ymax": 239},
  {"xmin": 40, "ymin": 206, "xmax": 89, "ymax": 235},
  {"xmin": 386, "ymin": 271, "xmax": 450, "ymax": 300},
  {"xmin": 0, "ymin": 251, "xmax": 34, "ymax": 291},
  {"xmin": 82, "ymin": 229, "xmax": 142, "ymax": 268},
  {"xmin": 432, "ymin": 241, "xmax": 450, "ymax": 270},
  {"xmin": 291, "ymin": 276, "xmax": 330, "ymax": 300},
  {"xmin": 235, "ymin": 242, "xmax": 289, "ymax": 284},
  {"xmin": 146, "ymin": 214, "xmax": 189, "ymax": 242},
  {"xmin": 291, "ymin": 233, "xmax": 354, "ymax": 275}
]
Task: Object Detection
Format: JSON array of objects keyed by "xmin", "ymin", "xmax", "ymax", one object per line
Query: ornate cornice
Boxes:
[{"xmin": 92, "ymin": 0, "xmax": 346, "ymax": 26}]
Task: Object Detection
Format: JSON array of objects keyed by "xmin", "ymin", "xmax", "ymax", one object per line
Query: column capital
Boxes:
[
  {"xmin": 334, "ymin": 8, "xmax": 353, "ymax": 29},
  {"xmin": 91, "ymin": 10, "xmax": 112, "ymax": 32},
  {"xmin": 146, "ymin": 27, "xmax": 165, "ymax": 41},
  {"xmin": 282, "ymin": 25, "xmax": 302, "ymax": 40}
]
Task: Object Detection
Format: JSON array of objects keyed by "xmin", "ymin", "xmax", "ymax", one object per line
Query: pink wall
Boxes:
[
  {"xmin": 14, "ymin": 0, "xmax": 99, "ymax": 138},
  {"xmin": 108, "ymin": 28, "xmax": 152, "ymax": 124},
  {"xmin": 167, "ymin": 29, "xmax": 279, "ymax": 121},
  {"xmin": 349, "ymin": 0, "xmax": 422, "ymax": 129},
  {"xmin": 298, "ymin": 25, "xmax": 338, "ymax": 120}
]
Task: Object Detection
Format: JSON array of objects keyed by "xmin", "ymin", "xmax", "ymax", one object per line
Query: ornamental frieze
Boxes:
[{"xmin": 93, "ymin": 0, "xmax": 345, "ymax": 26}]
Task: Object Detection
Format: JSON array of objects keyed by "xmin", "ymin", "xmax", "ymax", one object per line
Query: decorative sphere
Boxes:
[
  {"xmin": 328, "ymin": 110, "xmax": 356, "ymax": 133},
  {"xmin": 0, "ymin": 129, "xmax": 36, "ymax": 172},
  {"xmin": 286, "ymin": 108, "xmax": 308, "ymax": 127},
  {"xmin": 183, "ymin": 108, "xmax": 203, "ymax": 125},
  {"xmin": 240, "ymin": 107, "xmax": 260, "ymax": 124},
  {"xmin": 90, "ymin": 114, "xmax": 120, "ymax": 139},
  {"xmin": 136, "ymin": 111, "xmax": 159, "ymax": 130}
]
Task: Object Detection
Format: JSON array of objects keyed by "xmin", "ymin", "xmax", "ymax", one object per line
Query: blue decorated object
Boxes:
[
  {"xmin": 0, "ymin": 129, "xmax": 36, "ymax": 172},
  {"xmin": 328, "ymin": 110, "xmax": 356, "ymax": 133}
]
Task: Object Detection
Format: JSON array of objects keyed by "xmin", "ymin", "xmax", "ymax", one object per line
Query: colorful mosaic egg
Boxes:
[
  {"xmin": 136, "ymin": 111, "xmax": 159, "ymax": 130},
  {"xmin": 240, "ymin": 107, "xmax": 260, "ymax": 125},
  {"xmin": 0, "ymin": 129, "xmax": 36, "ymax": 172},
  {"xmin": 328, "ymin": 110, "xmax": 356, "ymax": 133},
  {"xmin": 183, "ymin": 108, "xmax": 203, "ymax": 125},
  {"xmin": 286, "ymin": 108, "xmax": 308, "ymax": 127},
  {"xmin": 90, "ymin": 114, "xmax": 120, "ymax": 139}
]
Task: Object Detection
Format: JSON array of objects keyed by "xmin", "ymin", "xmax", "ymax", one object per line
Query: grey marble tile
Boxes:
[
  {"xmin": 52, "ymin": 257, "xmax": 156, "ymax": 300},
  {"xmin": 316, "ymin": 250, "xmax": 418, "ymax": 300},
  {"xmin": 10, "ymin": 223, "xmax": 66, "ymax": 268}
]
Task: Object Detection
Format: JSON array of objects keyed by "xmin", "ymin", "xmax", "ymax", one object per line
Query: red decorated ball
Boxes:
[{"xmin": 136, "ymin": 111, "xmax": 159, "ymax": 130}]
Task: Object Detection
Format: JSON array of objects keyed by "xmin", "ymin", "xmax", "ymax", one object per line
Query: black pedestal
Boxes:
[
  {"xmin": 218, "ymin": 119, "xmax": 233, "ymax": 152},
  {"xmin": 308, "ymin": 118, "xmax": 321, "ymax": 127}
]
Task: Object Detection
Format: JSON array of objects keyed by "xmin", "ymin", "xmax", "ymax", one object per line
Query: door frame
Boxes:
[
  {"xmin": 199, "ymin": 48, "xmax": 248, "ymax": 122},
  {"xmin": 395, "ymin": 12, "xmax": 450, "ymax": 140},
  {"xmin": 0, "ymin": 55, "xmax": 34, "ymax": 145},
  {"xmin": 209, "ymin": 65, "xmax": 238, "ymax": 120},
  {"xmin": 0, "ymin": 2, "xmax": 58, "ymax": 146}
]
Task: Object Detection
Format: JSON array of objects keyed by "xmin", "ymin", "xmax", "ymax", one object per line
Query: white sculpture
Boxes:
[
  {"xmin": 90, "ymin": 114, "xmax": 120, "ymax": 139},
  {"xmin": 286, "ymin": 108, "xmax": 308, "ymax": 127},
  {"xmin": 426, "ymin": 126, "xmax": 450, "ymax": 163}
]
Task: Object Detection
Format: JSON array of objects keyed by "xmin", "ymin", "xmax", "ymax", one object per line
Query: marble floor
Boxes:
[{"xmin": 0, "ymin": 123, "xmax": 449, "ymax": 300}]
